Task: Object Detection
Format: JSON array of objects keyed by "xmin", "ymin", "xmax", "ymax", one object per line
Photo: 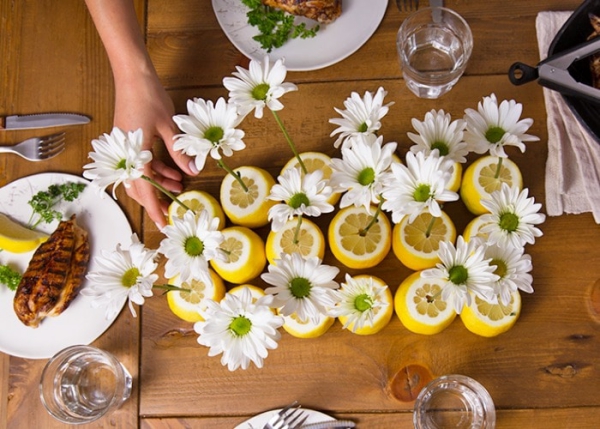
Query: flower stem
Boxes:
[
  {"xmin": 153, "ymin": 283, "xmax": 191, "ymax": 294},
  {"xmin": 271, "ymin": 109, "xmax": 307, "ymax": 174},
  {"xmin": 217, "ymin": 159, "xmax": 248, "ymax": 192},
  {"xmin": 360, "ymin": 198, "xmax": 384, "ymax": 236},
  {"xmin": 494, "ymin": 157, "xmax": 503, "ymax": 179},
  {"xmin": 293, "ymin": 214, "xmax": 303, "ymax": 244},
  {"xmin": 142, "ymin": 175, "xmax": 193, "ymax": 213},
  {"xmin": 424, "ymin": 215, "xmax": 437, "ymax": 238}
]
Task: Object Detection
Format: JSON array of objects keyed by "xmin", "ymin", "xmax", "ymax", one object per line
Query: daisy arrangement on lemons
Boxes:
[
  {"xmin": 484, "ymin": 243, "xmax": 533, "ymax": 306},
  {"xmin": 158, "ymin": 210, "xmax": 224, "ymax": 284},
  {"xmin": 261, "ymin": 252, "xmax": 339, "ymax": 324},
  {"xmin": 421, "ymin": 236, "xmax": 499, "ymax": 314},
  {"xmin": 194, "ymin": 286, "xmax": 284, "ymax": 371},
  {"xmin": 463, "ymin": 93, "xmax": 539, "ymax": 158},
  {"xmin": 479, "ymin": 183, "xmax": 546, "ymax": 249},
  {"xmin": 82, "ymin": 233, "xmax": 159, "ymax": 319},
  {"xmin": 408, "ymin": 109, "xmax": 469, "ymax": 163},
  {"xmin": 329, "ymin": 86, "xmax": 394, "ymax": 149}
]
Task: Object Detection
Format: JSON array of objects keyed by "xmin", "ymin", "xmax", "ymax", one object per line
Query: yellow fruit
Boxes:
[
  {"xmin": 463, "ymin": 215, "xmax": 493, "ymax": 242},
  {"xmin": 281, "ymin": 152, "xmax": 341, "ymax": 205},
  {"xmin": 209, "ymin": 226, "xmax": 266, "ymax": 284},
  {"xmin": 394, "ymin": 271, "xmax": 456, "ymax": 335},
  {"xmin": 328, "ymin": 206, "xmax": 391, "ymax": 269},
  {"xmin": 228, "ymin": 284, "xmax": 266, "ymax": 302},
  {"xmin": 338, "ymin": 275, "xmax": 394, "ymax": 335},
  {"xmin": 447, "ymin": 162, "xmax": 462, "ymax": 193},
  {"xmin": 0, "ymin": 213, "xmax": 48, "ymax": 253},
  {"xmin": 392, "ymin": 211, "xmax": 456, "ymax": 271},
  {"xmin": 220, "ymin": 166, "xmax": 276, "ymax": 228},
  {"xmin": 167, "ymin": 269, "xmax": 225, "ymax": 322},
  {"xmin": 265, "ymin": 217, "xmax": 325, "ymax": 265},
  {"xmin": 281, "ymin": 311, "xmax": 335, "ymax": 339},
  {"xmin": 460, "ymin": 156, "xmax": 523, "ymax": 215},
  {"xmin": 460, "ymin": 291, "xmax": 521, "ymax": 337},
  {"xmin": 167, "ymin": 190, "xmax": 226, "ymax": 229}
]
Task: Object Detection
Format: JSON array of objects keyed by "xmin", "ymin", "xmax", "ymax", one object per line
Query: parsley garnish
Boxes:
[
  {"xmin": 27, "ymin": 182, "xmax": 86, "ymax": 228},
  {"xmin": 0, "ymin": 264, "xmax": 21, "ymax": 291},
  {"xmin": 241, "ymin": 0, "xmax": 320, "ymax": 52}
]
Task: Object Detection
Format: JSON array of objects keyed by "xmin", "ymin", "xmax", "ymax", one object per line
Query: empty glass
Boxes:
[
  {"xmin": 39, "ymin": 345, "xmax": 132, "ymax": 425},
  {"xmin": 397, "ymin": 7, "xmax": 473, "ymax": 99}
]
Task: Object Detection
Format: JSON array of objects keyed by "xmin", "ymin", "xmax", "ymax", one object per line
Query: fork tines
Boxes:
[
  {"xmin": 38, "ymin": 132, "xmax": 66, "ymax": 159},
  {"xmin": 396, "ymin": 0, "xmax": 419, "ymax": 12}
]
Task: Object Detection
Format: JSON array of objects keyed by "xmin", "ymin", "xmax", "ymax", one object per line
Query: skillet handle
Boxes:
[{"xmin": 508, "ymin": 62, "xmax": 539, "ymax": 85}]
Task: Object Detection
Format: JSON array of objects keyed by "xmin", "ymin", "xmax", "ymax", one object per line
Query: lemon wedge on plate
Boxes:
[{"xmin": 0, "ymin": 213, "xmax": 48, "ymax": 253}]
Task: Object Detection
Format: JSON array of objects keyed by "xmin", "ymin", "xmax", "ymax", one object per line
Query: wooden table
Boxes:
[{"xmin": 2, "ymin": 1, "xmax": 600, "ymax": 428}]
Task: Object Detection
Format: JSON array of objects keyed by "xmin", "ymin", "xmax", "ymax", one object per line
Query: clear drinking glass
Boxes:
[
  {"xmin": 39, "ymin": 345, "xmax": 132, "ymax": 425},
  {"xmin": 413, "ymin": 374, "xmax": 496, "ymax": 429},
  {"xmin": 397, "ymin": 7, "xmax": 473, "ymax": 99}
]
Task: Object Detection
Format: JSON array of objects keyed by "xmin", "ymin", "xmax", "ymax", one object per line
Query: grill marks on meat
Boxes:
[
  {"xmin": 13, "ymin": 215, "xmax": 90, "ymax": 328},
  {"xmin": 262, "ymin": 0, "xmax": 342, "ymax": 24}
]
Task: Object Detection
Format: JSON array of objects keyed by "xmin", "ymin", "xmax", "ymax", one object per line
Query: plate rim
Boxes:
[{"xmin": 234, "ymin": 407, "xmax": 335, "ymax": 429}]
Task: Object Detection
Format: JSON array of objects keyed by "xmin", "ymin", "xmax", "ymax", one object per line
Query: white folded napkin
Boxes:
[{"xmin": 536, "ymin": 11, "xmax": 600, "ymax": 224}]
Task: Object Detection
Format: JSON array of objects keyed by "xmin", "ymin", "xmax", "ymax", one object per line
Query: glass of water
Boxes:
[
  {"xmin": 39, "ymin": 345, "xmax": 132, "ymax": 425},
  {"xmin": 397, "ymin": 7, "xmax": 473, "ymax": 99}
]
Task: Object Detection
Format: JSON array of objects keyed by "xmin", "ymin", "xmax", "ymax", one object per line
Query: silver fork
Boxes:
[
  {"xmin": 396, "ymin": 0, "xmax": 419, "ymax": 12},
  {"xmin": 263, "ymin": 402, "xmax": 308, "ymax": 429},
  {"xmin": 0, "ymin": 132, "xmax": 66, "ymax": 161}
]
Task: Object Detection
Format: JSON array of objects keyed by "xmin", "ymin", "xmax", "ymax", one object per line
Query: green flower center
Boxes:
[
  {"xmin": 431, "ymin": 141, "xmax": 450, "ymax": 156},
  {"xmin": 288, "ymin": 192, "xmax": 310, "ymax": 209},
  {"xmin": 485, "ymin": 126, "xmax": 505, "ymax": 144},
  {"xmin": 204, "ymin": 126, "xmax": 224, "ymax": 144},
  {"xmin": 357, "ymin": 167, "xmax": 376, "ymax": 186},
  {"xmin": 229, "ymin": 315, "xmax": 252, "ymax": 337},
  {"xmin": 499, "ymin": 212, "xmax": 519, "ymax": 232},
  {"xmin": 116, "ymin": 159, "xmax": 127, "ymax": 170},
  {"xmin": 251, "ymin": 83, "xmax": 270, "ymax": 101},
  {"xmin": 290, "ymin": 277, "xmax": 311, "ymax": 298},
  {"xmin": 354, "ymin": 294, "xmax": 373, "ymax": 312},
  {"xmin": 413, "ymin": 184, "xmax": 432, "ymax": 202},
  {"xmin": 184, "ymin": 236, "xmax": 204, "ymax": 257},
  {"xmin": 357, "ymin": 122, "xmax": 369, "ymax": 133},
  {"xmin": 448, "ymin": 265, "xmax": 468, "ymax": 285},
  {"xmin": 490, "ymin": 258, "xmax": 508, "ymax": 279},
  {"xmin": 121, "ymin": 267, "xmax": 140, "ymax": 288}
]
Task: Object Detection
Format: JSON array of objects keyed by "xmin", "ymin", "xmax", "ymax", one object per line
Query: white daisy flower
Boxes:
[
  {"xmin": 421, "ymin": 236, "xmax": 499, "ymax": 314},
  {"xmin": 82, "ymin": 234, "xmax": 158, "ymax": 319},
  {"xmin": 223, "ymin": 56, "xmax": 297, "ymax": 119},
  {"xmin": 408, "ymin": 109, "xmax": 469, "ymax": 163},
  {"xmin": 328, "ymin": 274, "xmax": 390, "ymax": 333},
  {"xmin": 484, "ymin": 243, "xmax": 533, "ymax": 306},
  {"xmin": 330, "ymin": 135, "xmax": 396, "ymax": 212},
  {"xmin": 261, "ymin": 252, "xmax": 340, "ymax": 324},
  {"xmin": 463, "ymin": 93, "xmax": 539, "ymax": 157},
  {"xmin": 194, "ymin": 287, "xmax": 284, "ymax": 371},
  {"xmin": 158, "ymin": 210, "xmax": 224, "ymax": 284},
  {"xmin": 267, "ymin": 167, "xmax": 334, "ymax": 232},
  {"xmin": 329, "ymin": 87, "xmax": 394, "ymax": 149},
  {"xmin": 173, "ymin": 97, "xmax": 246, "ymax": 172},
  {"xmin": 83, "ymin": 127, "xmax": 152, "ymax": 198},
  {"xmin": 381, "ymin": 151, "xmax": 459, "ymax": 224},
  {"xmin": 480, "ymin": 183, "xmax": 545, "ymax": 249}
]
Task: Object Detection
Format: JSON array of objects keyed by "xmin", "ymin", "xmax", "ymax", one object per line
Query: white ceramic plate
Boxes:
[
  {"xmin": 235, "ymin": 407, "xmax": 335, "ymax": 429},
  {"xmin": 212, "ymin": 0, "xmax": 388, "ymax": 71},
  {"xmin": 0, "ymin": 173, "xmax": 132, "ymax": 359}
]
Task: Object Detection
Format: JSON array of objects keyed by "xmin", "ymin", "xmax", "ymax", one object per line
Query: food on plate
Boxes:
[
  {"xmin": 13, "ymin": 215, "xmax": 90, "ymax": 328},
  {"xmin": 0, "ymin": 212, "xmax": 48, "ymax": 253},
  {"xmin": 588, "ymin": 13, "xmax": 600, "ymax": 89},
  {"xmin": 262, "ymin": 0, "xmax": 342, "ymax": 24}
]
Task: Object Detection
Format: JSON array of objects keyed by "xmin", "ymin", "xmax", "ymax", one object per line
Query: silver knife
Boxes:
[
  {"xmin": 0, "ymin": 113, "xmax": 91, "ymax": 130},
  {"xmin": 301, "ymin": 421, "xmax": 356, "ymax": 429}
]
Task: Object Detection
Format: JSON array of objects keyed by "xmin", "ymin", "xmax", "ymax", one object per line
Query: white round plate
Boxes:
[
  {"xmin": 235, "ymin": 408, "xmax": 335, "ymax": 429},
  {"xmin": 212, "ymin": 0, "xmax": 388, "ymax": 71},
  {"xmin": 0, "ymin": 173, "xmax": 132, "ymax": 359}
]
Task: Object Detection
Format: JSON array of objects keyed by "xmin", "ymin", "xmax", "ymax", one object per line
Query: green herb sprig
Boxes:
[
  {"xmin": 28, "ymin": 182, "xmax": 86, "ymax": 228},
  {"xmin": 0, "ymin": 264, "xmax": 21, "ymax": 291},
  {"xmin": 241, "ymin": 0, "xmax": 320, "ymax": 52}
]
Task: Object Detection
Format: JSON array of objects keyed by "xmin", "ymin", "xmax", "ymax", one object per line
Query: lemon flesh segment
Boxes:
[
  {"xmin": 338, "ymin": 275, "xmax": 394, "ymax": 335},
  {"xmin": 265, "ymin": 217, "xmax": 325, "ymax": 265},
  {"xmin": 392, "ymin": 210, "xmax": 456, "ymax": 271},
  {"xmin": 167, "ymin": 190, "xmax": 226, "ymax": 230},
  {"xmin": 281, "ymin": 311, "xmax": 335, "ymax": 339},
  {"xmin": 209, "ymin": 226, "xmax": 266, "ymax": 284},
  {"xmin": 167, "ymin": 269, "xmax": 225, "ymax": 322},
  {"xmin": 0, "ymin": 213, "xmax": 48, "ymax": 253},
  {"xmin": 395, "ymin": 271, "xmax": 456, "ymax": 335},
  {"xmin": 460, "ymin": 290, "xmax": 521, "ymax": 337},
  {"xmin": 281, "ymin": 152, "xmax": 341, "ymax": 206},
  {"xmin": 220, "ymin": 166, "xmax": 276, "ymax": 228},
  {"xmin": 463, "ymin": 215, "xmax": 493, "ymax": 242},
  {"xmin": 460, "ymin": 156, "xmax": 523, "ymax": 215},
  {"xmin": 229, "ymin": 284, "xmax": 266, "ymax": 302},
  {"xmin": 328, "ymin": 206, "xmax": 391, "ymax": 269}
]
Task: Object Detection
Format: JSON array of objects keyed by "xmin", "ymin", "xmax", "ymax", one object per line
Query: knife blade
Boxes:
[
  {"xmin": 0, "ymin": 113, "xmax": 91, "ymax": 130},
  {"xmin": 300, "ymin": 421, "xmax": 356, "ymax": 429}
]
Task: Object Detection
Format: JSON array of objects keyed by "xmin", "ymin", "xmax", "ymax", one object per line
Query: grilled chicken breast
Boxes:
[
  {"xmin": 262, "ymin": 0, "xmax": 342, "ymax": 24},
  {"xmin": 13, "ymin": 215, "xmax": 90, "ymax": 328},
  {"xmin": 588, "ymin": 13, "xmax": 600, "ymax": 89}
]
